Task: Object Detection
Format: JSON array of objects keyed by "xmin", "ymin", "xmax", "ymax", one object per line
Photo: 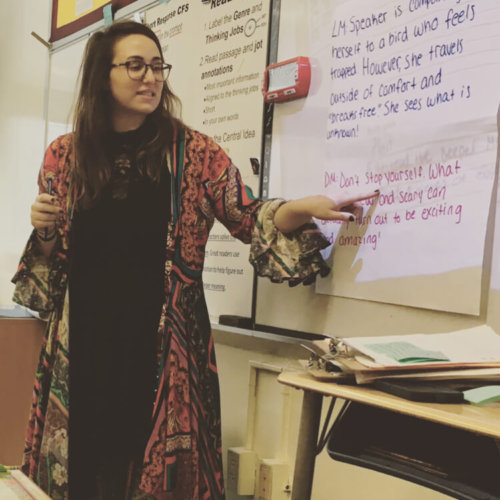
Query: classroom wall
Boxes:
[{"xmin": 0, "ymin": 0, "xmax": 51, "ymax": 307}]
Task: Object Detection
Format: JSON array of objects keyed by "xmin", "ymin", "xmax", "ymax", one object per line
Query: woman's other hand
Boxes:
[
  {"xmin": 31, "ymin": 193, "xmax": 61, "ymax": 234},
  {"xmin": 31, "ymin": 194, "xmax": 62, "ymax": 256}
]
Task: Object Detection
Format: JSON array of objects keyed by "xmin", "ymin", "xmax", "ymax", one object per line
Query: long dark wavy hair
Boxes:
[{"xmin": 72, "ymin": 20, "xmax": 183, "ymax": 208}]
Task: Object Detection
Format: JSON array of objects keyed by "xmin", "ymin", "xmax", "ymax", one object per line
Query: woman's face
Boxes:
[{"xmin": 109, "ymin": 34, "xmax": 164, "ymax": 131}]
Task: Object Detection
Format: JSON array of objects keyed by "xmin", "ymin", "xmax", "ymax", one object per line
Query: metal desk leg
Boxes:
[{"xmin": 290, "ymin": 390, "xmax": 323, "ymax": 500}]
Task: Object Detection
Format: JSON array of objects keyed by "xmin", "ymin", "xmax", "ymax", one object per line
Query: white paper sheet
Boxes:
[
  {"xmin": 273, "ymin": 0, "xmax": 500, "ymax": 313},
  {"xmin": 343, "ymin": 325, "xmax": 500, "ymax": 367}
]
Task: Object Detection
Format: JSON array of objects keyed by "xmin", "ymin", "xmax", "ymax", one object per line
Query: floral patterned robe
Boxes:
[{"xmin": 12, "ymin": 126, "xmax": 329, "ymax": 499}]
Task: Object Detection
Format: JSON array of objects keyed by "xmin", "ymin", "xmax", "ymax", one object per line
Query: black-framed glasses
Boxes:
[{"xmin": 110, "ymin": 61, "xmax": 172, "ymax": 82}]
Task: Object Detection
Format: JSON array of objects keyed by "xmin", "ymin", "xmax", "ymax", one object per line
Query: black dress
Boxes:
[{"xmin": 68, "ymin": 124, "xmax": 170, "ymax": 499}]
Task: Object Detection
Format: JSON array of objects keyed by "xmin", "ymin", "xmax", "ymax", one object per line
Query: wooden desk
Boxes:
[
  {"xmin": 278, "ymin": 371, "xmax": 500, "ymax": 500},
  {"xmin": 0, "ymin": 470, "xmax": 51, "ymax": 499}
]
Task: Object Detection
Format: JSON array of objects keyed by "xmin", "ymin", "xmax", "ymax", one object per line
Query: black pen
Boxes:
[{"xmin": 45, "ymin": 178, "xmax": 53, "ymax": 240}]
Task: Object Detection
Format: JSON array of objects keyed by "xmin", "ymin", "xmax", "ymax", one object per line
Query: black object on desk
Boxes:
[
  {"xmin": 327, "ymin": 401, "xmax": 500, "ymax": 500},
  {"xmin": 372, "ymin": 379, "xmax": 465, "ymax": 403}
]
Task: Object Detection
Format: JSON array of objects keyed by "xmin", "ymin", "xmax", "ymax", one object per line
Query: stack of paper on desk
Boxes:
[{"xmin": 310, "ymin": 325, "xmax": 500, "ymax": 384}]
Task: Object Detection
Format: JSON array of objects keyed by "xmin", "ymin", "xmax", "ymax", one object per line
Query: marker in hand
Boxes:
[{"xmin": 44, "ymin": 178, "xmax": 53, "ymax": 240}]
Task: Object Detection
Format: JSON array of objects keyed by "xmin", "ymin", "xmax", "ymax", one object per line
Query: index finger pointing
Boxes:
[{"xmin": 340, "ymin": 190, "xmax": 380, "ymax": 206}]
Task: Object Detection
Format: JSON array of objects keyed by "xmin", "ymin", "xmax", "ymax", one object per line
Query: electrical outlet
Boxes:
[
  {"xmin": 255, "ymin": 459, "xmax": 290, "ymax": 500},
  {"xmin": 227, "ymin": 447, "xmax": 257, "ymax": 495}
]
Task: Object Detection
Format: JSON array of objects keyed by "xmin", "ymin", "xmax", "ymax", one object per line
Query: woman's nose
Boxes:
[{"xmin": 142, "ymin": 65, "xmax": 156, "ymax": 82}]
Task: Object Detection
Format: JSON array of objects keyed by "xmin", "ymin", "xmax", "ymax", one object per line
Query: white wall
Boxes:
[{"xmin": 0, "ymin": 0, "xmax": 51, "ymax": 307}]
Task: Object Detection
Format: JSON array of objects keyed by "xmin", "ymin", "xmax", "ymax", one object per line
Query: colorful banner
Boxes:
[{"xmin": 50, "ymin": 0, "xmax": 137, "ymax": 41}]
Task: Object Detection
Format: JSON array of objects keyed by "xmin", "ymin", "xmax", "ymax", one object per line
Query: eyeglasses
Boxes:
[{"xmin": 110, "ymin": 61, "xmax": 172, "ymax": 82}]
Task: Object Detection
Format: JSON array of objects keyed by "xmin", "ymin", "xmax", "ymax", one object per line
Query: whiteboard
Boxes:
[{"xmin": 256, "ymin": 0, "xmax": 500, "ymax": 336}]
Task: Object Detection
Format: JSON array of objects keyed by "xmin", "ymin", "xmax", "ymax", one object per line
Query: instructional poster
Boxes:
[
  {"xmin": 273, "ymin": 0, "xmax": 500, "ymax": 314},
  {"xmin": 145, "ymin": 0, "xmax": 270, "ymax": 321}
]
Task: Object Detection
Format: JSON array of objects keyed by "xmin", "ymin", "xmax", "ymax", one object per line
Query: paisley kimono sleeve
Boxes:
[
  {"xmin": 11, "ymin": 231, "xmax": 59, "ymax": 318},
  {"xmin": 11, "ymin": 142, "xmax": 68, "ymax": 318},
  {"xmin": 203, "ymin": 137, "xmax": 263, "ymax": 243},
  {"xmin": 249, "ymin": 199, "xmax": 331, "ymax": 286},
  {"xmin": 203, "ymin": 136, "xmax": 330, "ymax": 286}
]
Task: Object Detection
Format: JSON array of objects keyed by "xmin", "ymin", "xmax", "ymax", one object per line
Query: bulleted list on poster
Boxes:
[{"xmin": 145, "ymin": 0, "xmax": 270, "ymax": 320}]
